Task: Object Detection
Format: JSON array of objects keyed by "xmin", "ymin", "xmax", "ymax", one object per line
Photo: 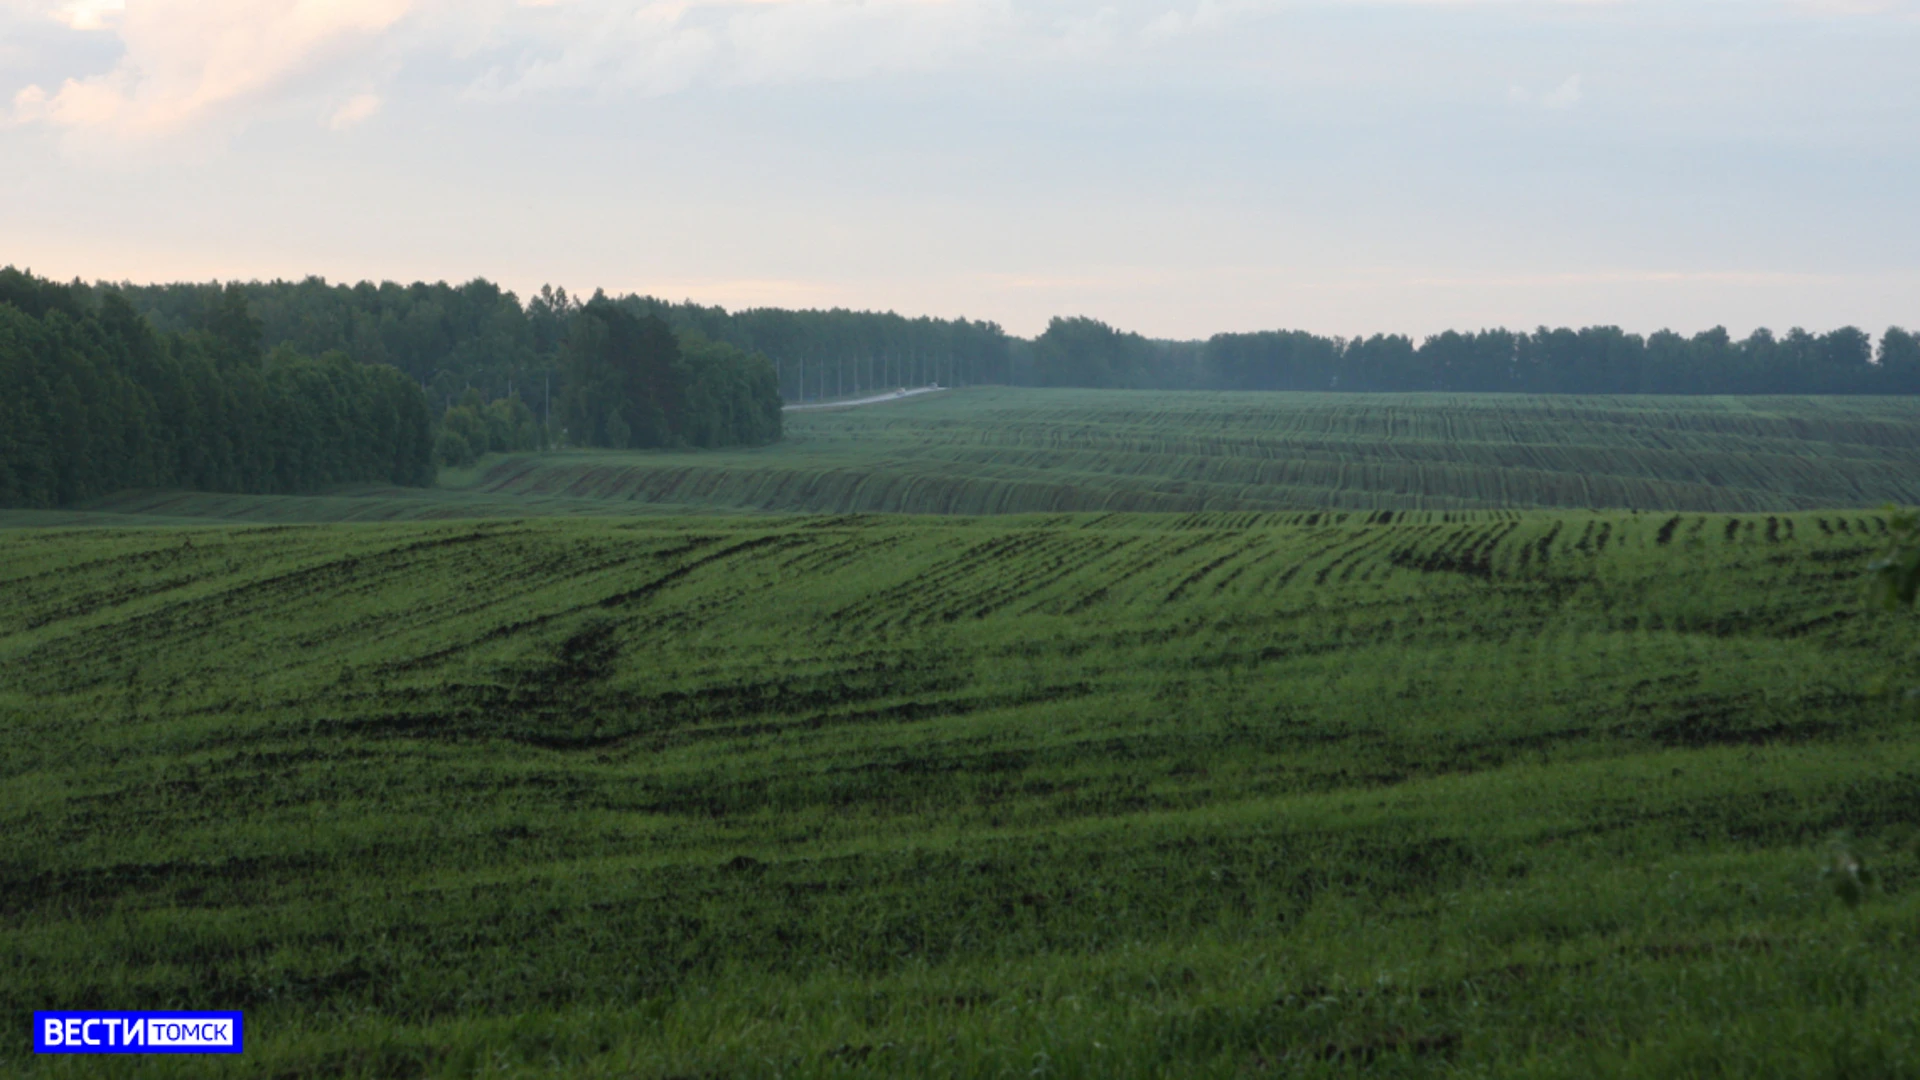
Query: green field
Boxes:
[
  {"xmin": 462, "ymin": 389, "xmax": 1920, "ymax": 514},
  {"xmin": 5, "ymin": 509, "xmax": 1919, "ymax": 1077},
  {"xmin": 13, "ymin": 388, "xmax": 1920, "ymax": 527}
]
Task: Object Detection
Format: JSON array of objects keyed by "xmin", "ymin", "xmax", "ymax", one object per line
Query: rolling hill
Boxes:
[
  {"xmin": 3, "ymin": 510, "xmax": 1916, "ymax": 1076},
  {"xmin": 12, "ymin": 388, "xmax": 1920, "ymax": 527}
]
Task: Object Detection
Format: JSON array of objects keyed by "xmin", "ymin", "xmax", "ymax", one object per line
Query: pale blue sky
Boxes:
[{"xmin": 3, "ymin": 0, "xmax": 1916, "ymax": 338}]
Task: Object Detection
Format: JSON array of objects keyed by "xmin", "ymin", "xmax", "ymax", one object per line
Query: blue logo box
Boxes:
[{"xmin": 35, "ymin": 1012, "xmax": 244, "ymax": 1054}]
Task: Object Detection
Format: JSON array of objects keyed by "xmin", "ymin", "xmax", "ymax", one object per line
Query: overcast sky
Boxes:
[{"xmin": 2, "ymin": 0, "xmax": 1916, "ymax": 339}]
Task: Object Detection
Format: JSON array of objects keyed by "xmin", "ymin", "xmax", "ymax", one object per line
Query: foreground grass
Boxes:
[{"xmin": 3, "ymin": 509, "xmax": 1918, "ymax": 1076}]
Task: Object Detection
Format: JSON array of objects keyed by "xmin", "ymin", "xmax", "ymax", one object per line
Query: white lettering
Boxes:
[
  {"xmin": 37, "ymin": 1014, "xmax": 237, "ymax": 1051},
  {"xmin": 144, "ymin": 1020, "xmax": 233, "ymax": 1047}
]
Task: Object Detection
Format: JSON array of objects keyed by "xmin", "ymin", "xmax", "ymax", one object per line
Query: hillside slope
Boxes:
[
  {"xmin": 457, "ymin": 389, "xmax": 1920, "ymax": 515},
  {"xmin": 3, "ymin": 511, "xmax": 1918, "ymax": 1075},
  {"xmin": 11, "ymin": 388, "xmax": 1920, "ymax": 526}
]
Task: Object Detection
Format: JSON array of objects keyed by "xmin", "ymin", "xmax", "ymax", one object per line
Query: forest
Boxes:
[
  {"xmin": 104, "ymin": 276, "xmax": 1007, "ymax": 411},
  {"xmin": 96, "ymin": 275, "xmax": 1920, "ymax": 407},
  {"xmin": 0, "ymin": 269, "xmax": 434, "ymax": 509},
  {"xmin": 0, "ymin": 271, "xmax": 788, "ymax": 507},
  {"xmin": 430, "ymin": 296, "xmax": 784, "ymax": 467},
  {"xmin": 1032, "ymin": 316, "xmax": 1920, "ymax": 394}
]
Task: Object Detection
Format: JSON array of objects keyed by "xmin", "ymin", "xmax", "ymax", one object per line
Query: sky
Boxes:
[{"xmin": 1, "ymin": 0, "xmax": 1917, "ymax": 340}]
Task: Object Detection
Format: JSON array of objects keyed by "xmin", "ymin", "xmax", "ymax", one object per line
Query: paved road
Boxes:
[{"xmin": 782, "ymin": 386, "xmax": 948, "ymax": 412}]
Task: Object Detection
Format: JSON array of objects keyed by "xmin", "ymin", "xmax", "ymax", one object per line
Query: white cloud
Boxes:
[
  {"xmin": 4, "ymin": 0, "xmax": 1907, "ymax": 154},
  {"xmin": 1052, "ymin": 5, "xmax": 1118, "ymax": 57},
  {"xmin": 327, "ymin": 91, "xmax": 381, "ymax": 129},
  {"xmin": 8, "ymin": 0, "xmax": 1017, "ymax": 146},
  {"xmin": 1782, "ymin": 0, "xmax": 1913, "ymax": 14},
  {"xmin": 467, "ymin": 2, "xmax": 715, "ymax": 97},
  {"xmin": 725, "ymin": 0, "xmax": 1004, "ymax": 84},
  {"xmin": 1509, "ymin": 73, "xmax": 1582, "ymax": 110},
  {"xmin": 10, "ymin": 0, "xmax": 414, "ymax": 140},
  {"xmin": 48, "ymin": 0, "xmax": 123, "ymax": 30},
  {"xmin": 1542, "ymin": 73, "xmax": 1581, "ymax": 108},
  {"xmin": 476, "ymin": 0, "xmax": 1010, "ymax": 98},
  {"xmin": 1141, "ymin": 0, "xmax": 1229, "ymax": 40}
]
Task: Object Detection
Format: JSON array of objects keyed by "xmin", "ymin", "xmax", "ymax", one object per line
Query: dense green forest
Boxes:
[
  {"xmin": 0, "ymin": 269, "xmax": 434, "ymax": 509},
  {"xmin": 103, "ymin": 277, "xmax": 1006, "ymax": 408},
  {"xmin": 1032, "ymin": 316, "xmax": 1920, "ymax": 394},
  {"xmin": 429, "ymin": 298, "xmax": 783, "ymax": 467},
  {"xmin": 554, "ymin": 297, "xmax": 783, "ymax": 453},
  {"xmin": 94, "ymin": 275, "xmax": 1918, "ymax": 403},
  {"xmin": 2, "ymin": 271, "xmax": 788, "ymax": 505}
]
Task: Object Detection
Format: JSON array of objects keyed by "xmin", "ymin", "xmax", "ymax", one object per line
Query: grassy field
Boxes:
[
  {"xmin": 4, "ymin": 509, "xmax": 1919, "ymax": 1076},
  {"xmin": 13, "ymin": 388, "xmax": 1920, "ymax": 527},
  {"xmin": 0, "ymin": 486, "xmax": 764, "ymax": 528},
  {"xmin": 457, "ymin": 389, "xmax": 1920, "ymax": 515}
]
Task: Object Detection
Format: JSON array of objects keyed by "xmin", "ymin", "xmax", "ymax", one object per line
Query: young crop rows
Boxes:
[
  {"xmin": 2, "ymin": 511, "xmax": 1917, "ymax": 1076},
  {"xmin": 463, "ymin": 389, "xmax": 1920, "ymax": 517}
]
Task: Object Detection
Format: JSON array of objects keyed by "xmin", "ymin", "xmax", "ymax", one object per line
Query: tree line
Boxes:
[
  {"xmin": 1025, "ymin": 317, "xmax": 1920, "ymax": 395},
  {"xmin": 107, "ymin": 275, "xmax": 1920, "ymax": 403},
  {"xmin": 70, "ymin": 276, "xmax": 787, "ymax": 471},
  {"xmin": 4, "ymin": 272, "xmax": 791, "ymax": 506},
  {"xmin": 625, "ymin": 298, "xmax": 1013, "ymax": 403},
  {"xmin": 0, "ymin": 269, "xmax": 434, "ymax": 509},
  {"xmin": 102, "ymin": 277, "xmax": 1009, "ymax": 411}
]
